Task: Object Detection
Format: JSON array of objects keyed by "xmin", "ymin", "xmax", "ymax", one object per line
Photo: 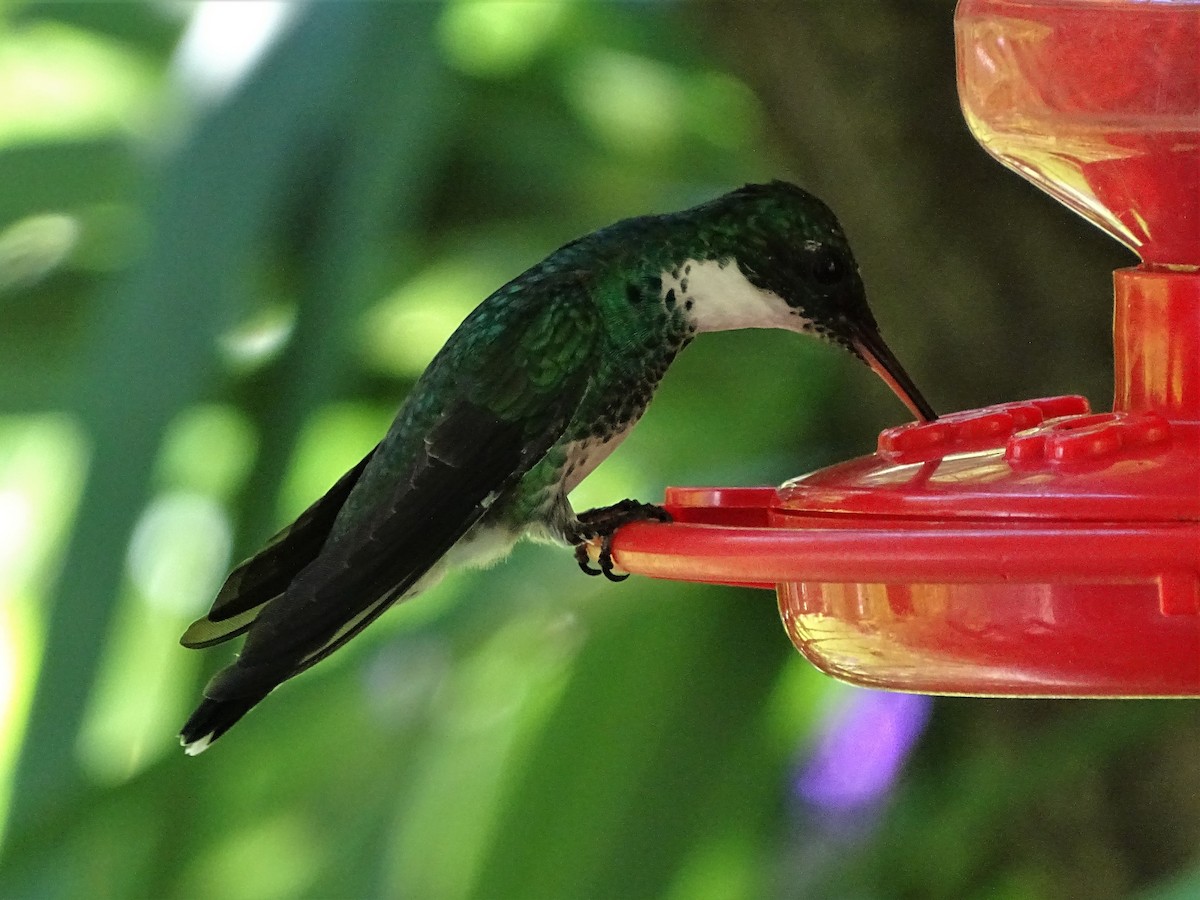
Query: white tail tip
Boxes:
[{"xmin": 182, "ymin": 733, "xmax": 213, "ymax": 756}]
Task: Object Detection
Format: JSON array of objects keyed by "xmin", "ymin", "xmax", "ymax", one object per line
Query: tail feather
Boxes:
[
  {"xmin": 180, "ymin": 694, "xmax": 262, "ymax": 754},
  {"xmin": 180, "ymin": 665, "xmax": 275, "ymax": 754}
]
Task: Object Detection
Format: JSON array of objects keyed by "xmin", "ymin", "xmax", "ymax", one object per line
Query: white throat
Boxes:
[{"xmin": 661, "ymin": 258, "xmax": 812, "ymax": 334}]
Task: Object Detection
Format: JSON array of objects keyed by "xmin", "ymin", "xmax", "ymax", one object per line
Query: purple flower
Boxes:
[{"xmin": 795, "ymin": 689, "xmax": 932, "ymax": 814}]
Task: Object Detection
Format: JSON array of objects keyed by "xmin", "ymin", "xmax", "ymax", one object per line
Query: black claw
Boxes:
[
  {"xmin": 569, "ymin": 498, "xmax": 672, "ymax": 583},
  {"xmin": 598, "ymin": 538, "xmax": 628, "ymax": 582},
  {"xmin": 575, "ymin": 542, "xmax": 601, "ymax": 576}
]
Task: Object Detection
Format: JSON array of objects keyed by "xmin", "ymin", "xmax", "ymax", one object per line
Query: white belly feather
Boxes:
[{"xmin": 559, "ymin": 424, "xmax": 634, "ymax": 495}]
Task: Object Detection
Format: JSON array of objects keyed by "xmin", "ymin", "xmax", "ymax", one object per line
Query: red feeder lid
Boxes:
[{"xmin": 612, "ymin": 0, "xmax": 1200, "ymax": 697}]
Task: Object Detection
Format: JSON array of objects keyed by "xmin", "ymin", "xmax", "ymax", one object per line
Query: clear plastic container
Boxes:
[{"xmin": 957, "ymin": 0, "xmax": 1200, "ymax": 268}]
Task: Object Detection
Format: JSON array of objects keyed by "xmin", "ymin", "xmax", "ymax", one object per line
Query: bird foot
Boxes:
[{"xmin": 569, "ymin": 499, "xmax": 672, "ymax": 582}]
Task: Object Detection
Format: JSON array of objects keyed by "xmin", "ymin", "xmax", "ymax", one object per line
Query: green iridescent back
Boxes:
[{"xmin": 335, "ymin": 182, "xmax": 852, "ymax": 536}]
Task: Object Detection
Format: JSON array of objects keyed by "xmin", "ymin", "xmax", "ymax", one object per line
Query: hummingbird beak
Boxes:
[{"xmin": 846, "ymin": 324, "xmax": 937, "ymax": 422}]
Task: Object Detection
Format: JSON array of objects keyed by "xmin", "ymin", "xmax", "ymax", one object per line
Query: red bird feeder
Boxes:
[{"xmin": 613, "ymin": 0, "xmax": 1200, "ymax": 696}]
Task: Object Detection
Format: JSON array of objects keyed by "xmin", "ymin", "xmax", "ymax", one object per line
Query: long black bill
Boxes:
[{"xmin": 848, "ymin": 325, "xmax": 937, "ymax": 422}]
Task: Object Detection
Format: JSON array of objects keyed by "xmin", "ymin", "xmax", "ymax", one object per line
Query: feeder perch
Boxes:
[{"xmin": 612, "ymin": 0, "xmax": 1200, "ymax": 696}]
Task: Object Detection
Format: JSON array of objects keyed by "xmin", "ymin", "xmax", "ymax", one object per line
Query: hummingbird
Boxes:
[{"xmin": 178, "ymin": 181, "xmax": 935, "ymax": 753}]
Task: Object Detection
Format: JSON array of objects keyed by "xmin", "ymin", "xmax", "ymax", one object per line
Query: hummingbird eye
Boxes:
[{"xmin": 804, "ymin": 243, "xmax": 848, "ymax": 288}]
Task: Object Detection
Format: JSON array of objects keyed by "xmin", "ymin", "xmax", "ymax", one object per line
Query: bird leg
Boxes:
[{"xmin": 568, "ymin": 499, "xmax": 672, "ymax": 582}]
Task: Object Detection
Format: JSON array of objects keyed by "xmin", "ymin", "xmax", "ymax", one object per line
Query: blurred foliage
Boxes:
[{"xmin": 0, "ymin": 2, "xmax": 1196, "ymax": 899}]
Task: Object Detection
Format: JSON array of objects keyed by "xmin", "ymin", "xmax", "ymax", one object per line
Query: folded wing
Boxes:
[{"xmin": 180, "ymin": 285, "xmax": 600, "ymax": 749}]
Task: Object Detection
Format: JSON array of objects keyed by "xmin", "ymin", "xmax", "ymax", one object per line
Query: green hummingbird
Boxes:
[{"xmin": 179, "ymin": 181, "xmax": 935, "ymax": 753}]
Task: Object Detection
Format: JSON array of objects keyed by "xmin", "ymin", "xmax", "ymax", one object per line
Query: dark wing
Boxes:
[
  {"xmin": 243, "ymin": 394, "xmax": 580, "ymax": 672},
  {"xmin": 181, "ymin": 289, "xmax": 599, "ymax": 749},
  {"xmin": 179, "ymin": 446, "xmax": 379, "ymax": 649}
]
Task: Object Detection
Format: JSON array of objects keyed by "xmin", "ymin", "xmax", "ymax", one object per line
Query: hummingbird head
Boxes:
[{"xmin": 673, "ymin": 181, "xmax": 936, "ymax": 422}]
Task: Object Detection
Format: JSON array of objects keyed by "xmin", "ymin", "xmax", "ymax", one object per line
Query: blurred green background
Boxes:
[{"xmin": 0, "ymin": 2, "xmax": 1198, "ymax": 898}]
